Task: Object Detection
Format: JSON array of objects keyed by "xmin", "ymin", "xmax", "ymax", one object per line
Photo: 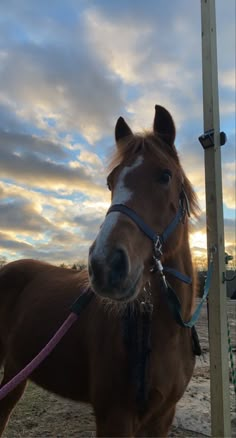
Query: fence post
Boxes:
[{"xmin": 200, "ymin": 0, "xmax": 231, "ymax": 436}]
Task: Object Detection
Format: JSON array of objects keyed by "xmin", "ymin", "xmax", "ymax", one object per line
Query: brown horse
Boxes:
[{"xmin": 0, "ymin": 105, "xmax": 199, "ymax": 437}]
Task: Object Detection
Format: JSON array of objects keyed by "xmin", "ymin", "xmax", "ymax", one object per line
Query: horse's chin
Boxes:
[
  {"xmin": 114, "ymin": 274, "xmax": 143, "ymax": 303},
  {"xmin": 90, "ymin": 269, "xmax": 143, "ymax": 303}
]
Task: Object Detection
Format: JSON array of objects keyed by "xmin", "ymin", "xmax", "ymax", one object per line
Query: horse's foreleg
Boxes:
[
  {"xmin": 141, "ymin": 405, "xmax": 176, "ymax": 437},
  {"xmin": 0, "ymin": 372, "xmax": 27, "ymax": 436},
  {"xmin": 96, "ymin": 408, "xmax": 134, "ymax": 437}
]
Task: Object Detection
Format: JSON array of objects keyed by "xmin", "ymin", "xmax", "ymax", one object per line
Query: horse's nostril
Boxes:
[
  {"xmin": 89, "ymin": 248, "xmax": 129, "ymax": 292},
  {"xmin": 108, "ymin": 248, "xmax": 129, "ymax": 288}
]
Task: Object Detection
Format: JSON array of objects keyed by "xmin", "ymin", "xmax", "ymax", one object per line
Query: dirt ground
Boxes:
[{"xmin": 1, "ymin": 301, "xmax": 236, "ymax": 438}]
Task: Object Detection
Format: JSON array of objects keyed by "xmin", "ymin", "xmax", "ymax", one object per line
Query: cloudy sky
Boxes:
[{"xmin": 0, "ymin": 0, "xmax": 235, "ymax": 267}]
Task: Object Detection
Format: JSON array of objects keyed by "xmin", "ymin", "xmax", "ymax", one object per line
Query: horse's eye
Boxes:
[{"xmin": 159, "ymin": 169, "xmax": 172, "ymax": 184}]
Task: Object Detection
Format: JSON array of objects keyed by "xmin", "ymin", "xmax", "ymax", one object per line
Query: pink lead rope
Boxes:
[
  {"xmin": 0, "ymin": 288, "xmax": 94, "ymax": 401},
  {"xmin": 0, "ymin": 312, "xmax": 78, "ymax": 400}
]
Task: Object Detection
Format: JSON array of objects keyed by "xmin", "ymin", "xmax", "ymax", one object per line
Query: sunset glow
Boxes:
[{"xmin": 0, "ymin": 1, "xmax": 235, "ymax": 267}]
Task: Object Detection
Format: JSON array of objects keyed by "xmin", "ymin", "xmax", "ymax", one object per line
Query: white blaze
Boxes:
[
  {"xmin": 93, "ymin": 155, "xmax": 143, "ymax": 258},
  {"xmin": 112, "ymin": 155, "xmax": 143, "ymax": 205}
]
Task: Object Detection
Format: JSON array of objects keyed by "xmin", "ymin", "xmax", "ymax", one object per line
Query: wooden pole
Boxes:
[{"xmin": 200, "ymin": 1, "xmax": 231, "ymax": 436}]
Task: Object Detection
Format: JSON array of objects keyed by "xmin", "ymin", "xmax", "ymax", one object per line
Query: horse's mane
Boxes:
[{"xmin": 108, "ymin": 132, "xmax": 199, "ymax": 218}]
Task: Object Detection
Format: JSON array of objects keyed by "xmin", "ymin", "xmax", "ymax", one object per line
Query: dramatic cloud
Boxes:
[
  {"xmin": 0, "ymin": 129, "xmax": 66, "ymax": 160},
  {"xmin": 0, "ymin": 232, "xmax": 33, "ymax": 251},
  {"xmin": 0, "ymin": 27, "xmax": 124, "ymax": 143},
  {"xmin": 0, "ymin": 198, "xmax": 53, "ymax": 233},
  {"xmin": 0, "ymin": 147, "xmax": 104, "ymax": 193},
  {"xmin": 0, "ymin": 0, "xmax": 235, "ymax": 267}
]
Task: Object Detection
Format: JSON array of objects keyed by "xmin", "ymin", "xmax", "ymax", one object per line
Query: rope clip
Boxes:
[
  {"xmin": 150, "ymin": 256, "xmax": 168, "ymax": 290},
  {"xmin": 154, "ymin": 235, "xmax": 163, "ymax": 257}
]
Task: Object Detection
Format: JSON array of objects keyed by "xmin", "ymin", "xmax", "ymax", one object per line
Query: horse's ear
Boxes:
[
  {"xmin": 153, "ymin": 105, "xmax": 176, "ymax": 146},
  {"xmin": 115, "ymin": 117, "xmax": 133, "ymax": 144}
]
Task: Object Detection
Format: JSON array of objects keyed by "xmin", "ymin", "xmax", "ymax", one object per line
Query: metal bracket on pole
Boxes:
[{"xmin": 198, "ymin": 130, "xmax": 227, "ymax": 149}]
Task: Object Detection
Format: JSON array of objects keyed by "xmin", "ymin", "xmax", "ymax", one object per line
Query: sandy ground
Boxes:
[{"xmin": 1, "ymin": 300, "xmax": 236, "ymax": 438}]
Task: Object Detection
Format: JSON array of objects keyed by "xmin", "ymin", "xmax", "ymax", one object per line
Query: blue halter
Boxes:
[
  {"xmin": 107, "ymin": 191, "xmax": 210, "ymax": 329},
  {"xmin": 107, "ymin": 200, "xmax": 185, "ymax": 259},
  {"xmin": 107, "ymin": 189, "xmax": 189, "ymax": 281}
]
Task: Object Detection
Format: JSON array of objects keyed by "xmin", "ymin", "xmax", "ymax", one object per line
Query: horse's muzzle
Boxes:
[{"xmin": 88, "ymin": 245, "xmax": 141, "ymax": 301}]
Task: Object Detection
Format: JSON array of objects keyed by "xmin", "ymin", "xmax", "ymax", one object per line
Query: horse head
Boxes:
[{"xmin": 88, "ymin": 105, "xmax": 197, "ymax": 302}]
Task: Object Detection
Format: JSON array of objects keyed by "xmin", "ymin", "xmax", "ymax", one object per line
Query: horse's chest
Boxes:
[
  {"xmin": 130, "ymin": 335, "xmax": 194, "ymax": 416},
  {"xmin": 147, "ymin": 339, "xmax": 195, "ymax": 406}
]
